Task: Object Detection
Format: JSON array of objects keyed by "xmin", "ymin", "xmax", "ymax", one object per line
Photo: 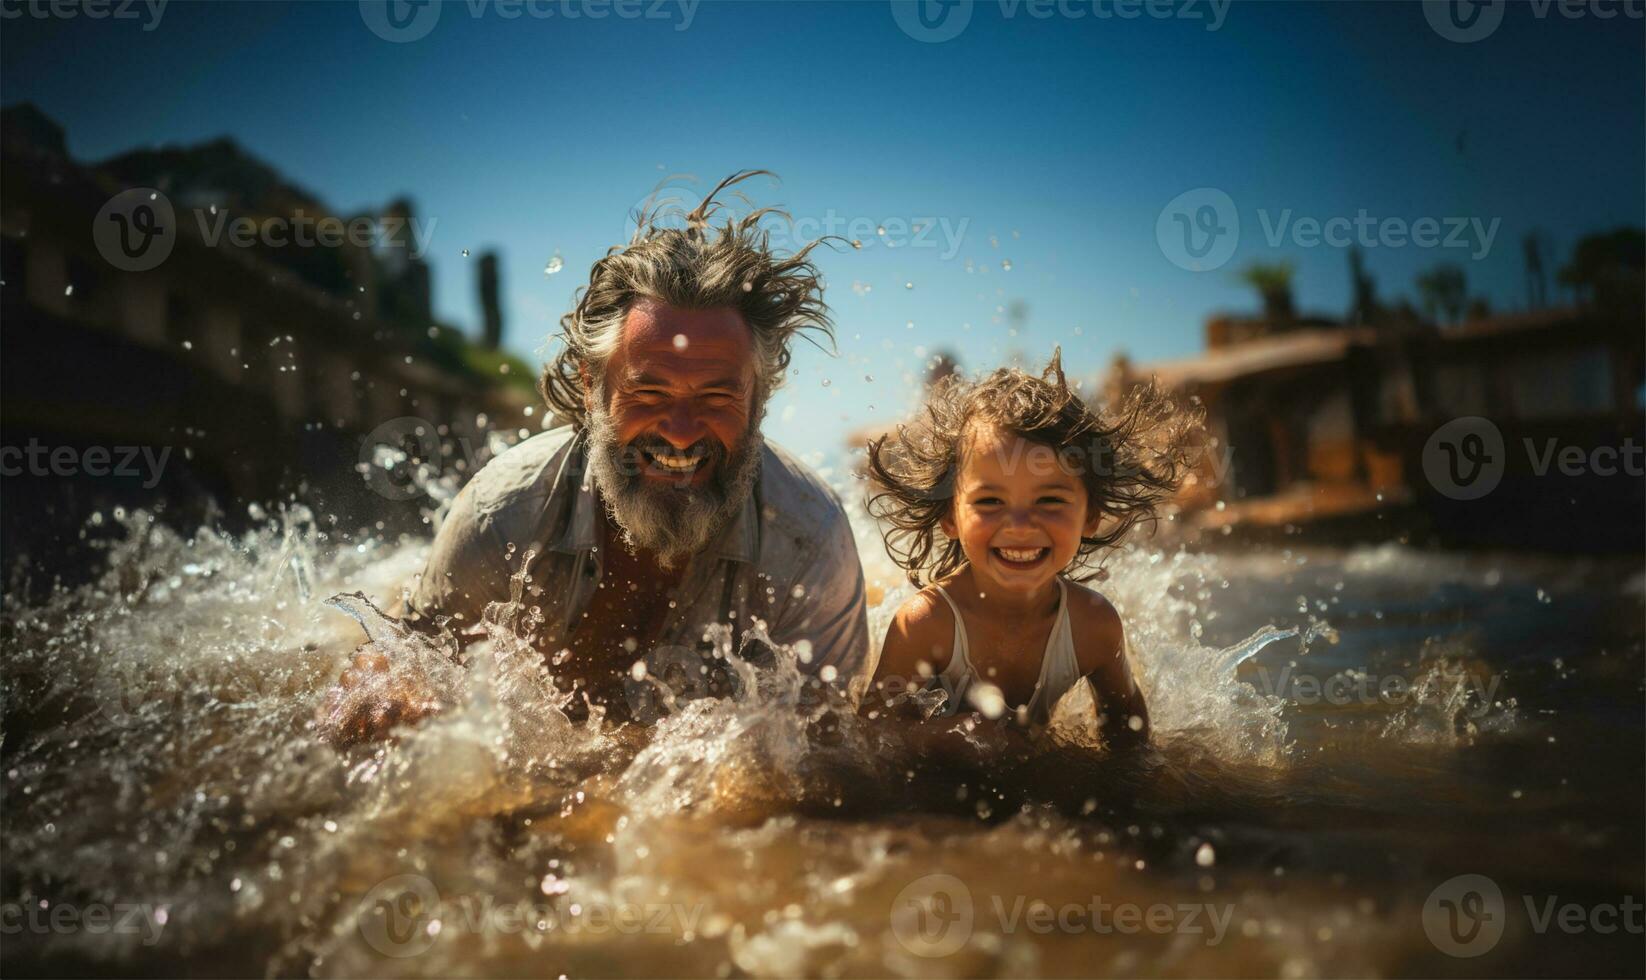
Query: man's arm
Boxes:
[
  {"xmin": 768, "ymin": 510, "xmax": 870, "ymax": 688},
  {"xmin": 403, "ymin": 480, "xmax": 513, "ymax": 634},
  {"xmin": 317, "ymin": 481, "xmax": 508, "ymax": 745}
]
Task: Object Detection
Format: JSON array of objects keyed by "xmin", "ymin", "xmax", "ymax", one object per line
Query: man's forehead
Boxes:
[{"xmin": 620, "ymin": 299, "xmax": 753, "ymax": 362}]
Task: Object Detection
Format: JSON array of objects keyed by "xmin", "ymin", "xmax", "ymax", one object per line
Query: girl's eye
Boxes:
[
  {"xmin": 1038, "ymin": 497, "xmax": 1069, "ymax": 506},
  {"xmin": 973, "ymin": 497, "xmax": 1003, "ymax": 507}
]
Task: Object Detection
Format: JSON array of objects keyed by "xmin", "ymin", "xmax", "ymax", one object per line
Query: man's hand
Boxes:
[{"xmin": 315, "ymin": 643, "xmax": 443, "ymax": 746}]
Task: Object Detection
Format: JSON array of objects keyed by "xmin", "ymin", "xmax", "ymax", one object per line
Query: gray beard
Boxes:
[{"xmin": 583, "ymin": 403, "xmax": 764, "ymax": 571}]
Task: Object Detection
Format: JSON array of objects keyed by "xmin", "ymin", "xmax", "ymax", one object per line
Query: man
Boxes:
[{"xmin": 321, "ymin": 172, "xmax": 870, "ymax": 741}]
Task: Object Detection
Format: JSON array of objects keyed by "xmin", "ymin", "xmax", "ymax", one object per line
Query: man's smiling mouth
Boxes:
[{"xmin": 642, "ymin": 449, "xmax": 708, "ymax": 473}]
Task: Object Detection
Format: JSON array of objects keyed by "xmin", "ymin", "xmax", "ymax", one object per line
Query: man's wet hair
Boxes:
[
  {"xmin": 539, "ymin": 170, "xmax": 836, "ymax": 425},
  {"xmin": 865, "ymin": 350, "xmax": 1201, "ymax": 585}
]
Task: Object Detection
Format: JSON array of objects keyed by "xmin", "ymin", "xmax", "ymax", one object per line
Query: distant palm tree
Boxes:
[
  {"xmin": 1237, "ymin": 261, "xmax": 1296, "ymax": 324},
  {"xmin": 1415, "ymin": 264, "xmax": 1467, "ymax": 325},
  {"xmin": 1559, "ymin": 227, "xmax": 1645, "ymax": 314}
]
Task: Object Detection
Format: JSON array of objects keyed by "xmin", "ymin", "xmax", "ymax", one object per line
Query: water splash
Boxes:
[{"xmin": 1, "ymin": 503, "xmax": 1539, "ymax": 977}]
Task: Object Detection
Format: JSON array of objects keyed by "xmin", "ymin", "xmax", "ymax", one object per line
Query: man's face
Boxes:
[
  {"xmin": 582, "ymin": 298, "xmax": 764, "ymax": 566},
  {"xmin": 595, "ymin": 298, "xmax": 757, "ymax": 484}
]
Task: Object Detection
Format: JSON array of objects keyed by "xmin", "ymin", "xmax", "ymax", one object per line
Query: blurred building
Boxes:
[
  {"xmin": 0, "ymin": 104, "xmax": 538, "ymax": 582},
  {"xmin": 1111, "ymin": 305, "xmax": 1645, "ymax": 552}
]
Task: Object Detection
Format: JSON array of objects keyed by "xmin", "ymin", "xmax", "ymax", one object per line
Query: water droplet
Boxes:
[
  {"xmin": 543, "ymin": 254, "xmax": 563, "ymax": 275},
  {"xmin": 461, "ymin": 249, "xmax": 470, "ymax": 257},
  {"xmin": 1196, "ymin": 843, "xmax": 1216, "ymax": 867},
  {"xmin": 1001, "ymin": 259, "xmax": 1013, "ymax": 271},
  {"xmin": 672, "ymin": 333, "xmax": 688, "ymax": 350}
]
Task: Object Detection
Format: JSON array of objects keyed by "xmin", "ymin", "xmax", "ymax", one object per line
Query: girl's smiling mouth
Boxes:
[{"xmin": 992, "ymin": 546, "xmax": 1050, "ymax": 569}]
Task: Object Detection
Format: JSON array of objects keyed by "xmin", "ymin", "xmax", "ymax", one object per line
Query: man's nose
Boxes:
[{"xmin": 654, "ymin": 401, "xmax": 706, "ymax": 449}]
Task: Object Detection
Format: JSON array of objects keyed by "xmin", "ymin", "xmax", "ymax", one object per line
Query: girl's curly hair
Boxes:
[
  {"xmin": 865, "ymin": 350, "xmax": 1202, "ymax": 585},
  {"xmin": 539, "ymin": 170, "xmax": 837, "ymax": 425}
]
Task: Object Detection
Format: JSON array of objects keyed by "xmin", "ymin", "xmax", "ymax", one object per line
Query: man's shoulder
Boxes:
[
  {"xmin": 757, "ymin": 438, "xmax": 852, "ymax": 542},
  {"xmin": 459, "ymin": 425, "xmax": 579, "ymax": 520}
]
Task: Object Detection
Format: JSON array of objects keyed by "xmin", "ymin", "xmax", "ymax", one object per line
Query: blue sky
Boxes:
[{"xmin": 4, "ymin": 0, "xmax": 1641, "ymax": 464}]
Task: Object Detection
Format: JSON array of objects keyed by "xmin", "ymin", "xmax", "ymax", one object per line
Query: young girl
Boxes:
[{"xmin": 864, "ymin": 351, "xmax": 1195, "ymax": 745}]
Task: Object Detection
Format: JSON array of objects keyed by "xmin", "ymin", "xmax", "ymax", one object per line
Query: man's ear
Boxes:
[{"xmin": 578, "ymin": 362, "xmax": 597, "ymax": 417}]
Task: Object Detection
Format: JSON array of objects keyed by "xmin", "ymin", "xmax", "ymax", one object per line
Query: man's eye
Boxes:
[{"xmin": 701, "ymin": 392, "xmax": 736, "ymax": 406}]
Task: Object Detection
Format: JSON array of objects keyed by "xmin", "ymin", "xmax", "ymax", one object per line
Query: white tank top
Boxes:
[{"xmin": 929, "ymin": 577, "xmax": 1084, "ymax": 725}]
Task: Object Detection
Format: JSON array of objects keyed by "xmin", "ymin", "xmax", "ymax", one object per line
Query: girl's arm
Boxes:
[
  {"xmin": 1070, "ymin": 586, "xmax": 1150, "ymax": 748},
  {"xmin": 862, "ymin": 589, "xmax": 954, "ymax": 716}
]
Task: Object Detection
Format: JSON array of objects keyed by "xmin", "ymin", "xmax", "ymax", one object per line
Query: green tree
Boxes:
[
  {"xmin": 1559, "ymin": 227, "xmax": 1645, "ymax": 316},
  {"xmin": 1415, "ymin": 264, "xmax": 1467, "ymax": 325},
  {"xmin": 1237, "ymin": 261, "xmax": 1296, "ymax": 324}
]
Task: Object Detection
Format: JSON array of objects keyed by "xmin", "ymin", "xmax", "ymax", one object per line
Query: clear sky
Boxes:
[{"xmin": 4, "ymin": 0, "xmax": 1641, "ymax": 465}]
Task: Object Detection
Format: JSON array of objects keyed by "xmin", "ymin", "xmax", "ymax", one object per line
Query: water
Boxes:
[{"xmin": 2, "ymin": 505, "xmax": 1641, "ymax": 977}]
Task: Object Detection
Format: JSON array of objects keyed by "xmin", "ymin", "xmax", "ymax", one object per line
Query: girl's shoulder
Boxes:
[
  {"xmin": 877, "ymin": 584, "xmax": 959, "ymax": 678},
  {"xmin": 1060, "ymin": 578, "xmax": 1125, "ymax": 676}
]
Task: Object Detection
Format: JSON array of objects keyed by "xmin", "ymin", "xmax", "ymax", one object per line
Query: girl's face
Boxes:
[{"xmin": 941, "ymin": 423, "xmax": 1101, "ymax": 598}]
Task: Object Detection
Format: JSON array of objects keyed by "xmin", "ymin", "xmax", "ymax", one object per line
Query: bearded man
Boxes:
[{"xmin": 322, "ymin": 173, "xmax": 870, "ymax": 740}]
